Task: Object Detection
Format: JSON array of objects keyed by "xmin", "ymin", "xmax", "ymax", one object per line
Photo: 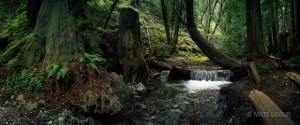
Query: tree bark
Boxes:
[
  {"xmin": 117, "ymin": 8, "xmax": 149, "ymax": 84},
  {"xmin": 271, "ymin": 0, "xmax": 278, "ymax": 52},
  {"xmin": 27, "ymin": 0, "xmax": 42, "ymax": 28},
  {"xmin": 290, "ymin": 0, "xmax": 296, "ymax": 55},
  {"xmin": 185, "ymin": 0, "xmax": 241, "ymax": 70},
  {"xmin": 274, "ymin": 0, "xmax": 280, "ymax": 52},
  {"xmin": 161, "ymin": 0, "xmax": 171, "ymax": 44},
  {"xmin": 268, "ymin": 28, "xmax": 274, "ymax": 54},
  {"xmin": 171, "ymin": 0, "xmax": 184, "ymax": 52},
  {"xmin": 103, "ymin": 0, "xmax": 119, "ymax": 29},
  {"xmin": 246, "ymin": 0, "xmax": 266, "ymax": 60},
  {"xmin": 24, "ymin": 0, "xmax": 85, "ymax": 90},
  {"xmin": 296, "ymin": 0, "xmax": 300, "ymax": 55},
  {"xmin": 283, "ymin": 0, "xmax": 289, "ymax": 32}
]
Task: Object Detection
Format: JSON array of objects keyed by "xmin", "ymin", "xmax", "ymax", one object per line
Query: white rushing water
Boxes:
[
  {"xmin": 190, "ymin": 70, "xmax": 231, "ymax": 81},
  {"xmin": 182, "ymin": 70, "xmax": 232, "ymax": 93},
  {"xmin": 181, "ymin": 80, "xmax": 232, "ymax": 93}
]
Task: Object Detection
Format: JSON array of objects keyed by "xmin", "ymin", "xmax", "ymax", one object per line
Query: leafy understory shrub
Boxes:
[
  {"xmin": 153, "ymin": 43, "xmax": 171, "ymax": 59},
  {"xmin": 79, "ymin": 48, "xmax": 106, "ymax": 73},
  {"xmin": 2, "ymin": 68, "xmax": 46, "ymax": 93},
  {"xmin": 290, "ymin": 56, "xmax": 300, "ymax": 64},
  {"xmin": 256, "ymin": 63, "xmax": 269, "ymax": 75},
  {"xmin": 47, "ymin": 64, "xmax": 67, "ymax": 80}
]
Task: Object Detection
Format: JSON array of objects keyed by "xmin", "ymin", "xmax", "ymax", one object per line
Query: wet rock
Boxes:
[
  {"xmin": 135, "ymin": 82, "xmax": 146, "ymax": 93},
  {"xmin": 39, "ymin": 108, "xmax": 89, "ymax": 125},
  {"xmin": 150, "ymin": 72, "xmax": 160, "ymax": 79},
  {"xmin": 16, "ymin": 94, "xmax": 26, "ymax": 108},
  {"xmin": 101, "ymin": 78, "xmax": 111, "ymax": 87},
  {"xmin": 58, "ymin": 117, "xmax": 64, "ymax": 125},
  {"xmin": 110, "ymin": 72, "xmax": 133, "ymax": 104},
  {"xmin": 88, "ymin": 117, "xmax": 96, "ymax": 125},
  {"xmin": 26, "ymin": 101, "xmax": 39, "ymax": 111},
  {"xmin": 10, "ymin": 95, "xmax": 15, "ymax": 100},
  {"xmin": 15, "ymin": 94, "xmax": 43, "ymax": 111},
  {"xmin": 162, "ymin": 109, "xmax": 182, "ymax": 124},
  {"xmin": 160, "ymin": 70, "xmax": 170, "ymax": 82},
  {"xmin": 78, "ymin": 89, "xmax": 122, "ymax": 115}
]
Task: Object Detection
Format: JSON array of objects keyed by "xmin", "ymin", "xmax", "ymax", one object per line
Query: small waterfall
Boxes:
[{"xmin": 190, "ymin": 70, "xmax": 231, "ymax": 81}]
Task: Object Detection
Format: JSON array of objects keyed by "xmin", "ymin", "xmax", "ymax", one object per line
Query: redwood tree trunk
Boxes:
[
  {"xmin": 246, "ymin": 0, "xmax": 266, "ymax": 60},
  {"xmin": 290, "ymin": 0, "xmax": 296, "ymax": 55},
  {"xmin": 296, "ymin": 0, "xmax": 300, "ymax": 55},
  {"xmin": 185, "ymin": 0, "xmax": 241, "ymax": 69},
  {"xmin": 271, "ymin": 0, "xmax": 279, "ymax": 52},
  {"xmin": 27, "ymin": 0, "xmax": 42, "ymax": 28},
  {"xmin": 24, "ymin": 0, "xmax": 84, "ymax": 72}
]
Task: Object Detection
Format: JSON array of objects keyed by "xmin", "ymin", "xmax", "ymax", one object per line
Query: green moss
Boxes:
[
  {"xmin": 7, "ymin": 104, "xmax": 17, "ymax": 109},
  {"xmin": 165, "ymin": 57, "xmax": 185, "ymax": 62},
  {"xmin": 188, "ymin": 57, "xmax": 209, "ymax": 62},
  {"xmin": 165, "ymin": 56, "xmax": 209, "ymax": 63}
]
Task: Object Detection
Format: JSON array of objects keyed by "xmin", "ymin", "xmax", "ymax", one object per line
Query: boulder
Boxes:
[
  {"xmin": 135, "ymin": 82, "xmax": 146, "ymax": 93},
  {"xmin": 160, "ymin": 70, "xmax": 170, "ymax": 82},
  {"xmin": 110, "ymin": 72, "xmax": 133, "ymax": 104},
  {"xmin": 78, "ymin": 89, "xmax": 122, "ymax": 115},
  {"xmin": 16, "ymin": 94, "xmax": 40, "ymax": 111}
]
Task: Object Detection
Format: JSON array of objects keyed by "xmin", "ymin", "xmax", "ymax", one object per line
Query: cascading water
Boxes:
[
  {"xmin": 190, "ymin": 70, "xmax": 231, "ymax": 81},
  {"xmin": 181, "ymin": 70, "xmax": 232, "ymax": 93}
]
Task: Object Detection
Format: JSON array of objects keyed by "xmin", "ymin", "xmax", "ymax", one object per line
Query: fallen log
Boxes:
[
  {"xmin": 268, "ymin": 55, "xmax": 281, "ymax": 61},
  {"xmin": 249, "ymin": 62, "xmax": 260, "ymax": 84},
  {"xmin": 282, "ymin": 61, "xmax": 300, "ymax": 70},
  {"xmin": 286, "ymin": 72, "xmax": 300, "ymax": 86},
  {"xmin": 249, "ymin": 90, "xmax": 295, "ymax": 125},
  {"xmin": 148, "ymin": 59, "xmax": 173, "ymax": 70},
  {"xmin": 169, "ymin": 65, "xmax": 191, "ymax": 80}
]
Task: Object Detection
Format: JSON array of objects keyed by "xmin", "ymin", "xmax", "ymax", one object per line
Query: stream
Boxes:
[{"xmin": 97, "ymin": 70, "xmax": 232, "ymax": 125}]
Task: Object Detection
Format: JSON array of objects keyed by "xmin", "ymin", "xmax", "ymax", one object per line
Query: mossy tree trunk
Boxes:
[
  {"xmin": 24, "ymin": 0, "xmax": 85, "ymax": 87},
  {"xmin": 117, "ymin": 8, "xmax": 149, "ymax": 84}
]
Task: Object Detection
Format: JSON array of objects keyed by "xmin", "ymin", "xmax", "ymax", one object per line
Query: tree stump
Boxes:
[
  {"xmin": 117, "ymin": 8, "xmax": 149, "ymax": 84},
  {"xmin": 286, "ymin": 72, "xmax": 300, "ymax": 86},
  {"xmin": 249, "ymin": 90, "xmax": 295, "ymax": 125}
]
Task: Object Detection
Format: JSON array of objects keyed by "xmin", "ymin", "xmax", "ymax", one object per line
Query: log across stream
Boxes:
[{"xmin": 95, "ymin": 70, "xmax": 233, "ymax": 124}]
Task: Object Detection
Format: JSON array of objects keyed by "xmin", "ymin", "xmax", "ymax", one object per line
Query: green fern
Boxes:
[
  {"xmin": 47, "ymin": 64, "xmax": 67, "ymax": 80},
  {"xmin": 79, "ymin": 49, "xmax": 107, "ymax": 73},
  {"xmin": 47, "ymin": 64, "xmax": 59, "ymax": 78},
  {"xmin": 56, "ymin": 69, "xmax": 66, "ymax": 80}
]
